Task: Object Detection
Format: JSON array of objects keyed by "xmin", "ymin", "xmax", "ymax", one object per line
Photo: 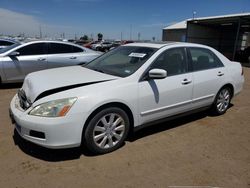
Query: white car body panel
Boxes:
[
  {"xmin": 191, "ymin": 67, "xmax": 225, "ymax": 108},
  {"xmin": 22, "ymin": 66, "xmax": 119, "ymax": 103},
  {"xmin": 10, "ymin": 42, "xmax": 244, "ymax": 149},
  {"xmin": 138, "ymin": 72, "xmax": 193, "ymax": 125}
]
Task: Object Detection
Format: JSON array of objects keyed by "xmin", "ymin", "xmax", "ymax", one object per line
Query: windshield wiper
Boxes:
[
  {"xmin": 87, "ymin": 67, "xmax": 121, "ymax": 77},
  {"xmin": 93, "ymin": 68, "xmax": 105, "ymax": 73}
]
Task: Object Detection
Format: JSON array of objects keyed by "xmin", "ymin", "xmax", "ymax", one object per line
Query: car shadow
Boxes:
[
  {"xmin": 12, "ymin": 130, "xmax": 95, "ymax": 162},
  {"xmin": 0, "ymin": 83, "xmax": 22, "ymax": 89},
  {"xmin": 242, "ymin": 62, "xmax": 250, "ymax": 68},
  {"xmin": 129, "ymin": 104, "xmax": 233, "ymax": 142},
  {"xmin": 12, "ymin": 104, "xmax": 234, "ymax": 161},
  {"xmin": 128, "ymin": 110, "xmax": 208, "ymax": 142}
]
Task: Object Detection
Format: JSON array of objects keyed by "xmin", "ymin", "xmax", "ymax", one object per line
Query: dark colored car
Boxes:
[{"xmin": 0, "ymin": 38, "xmax": 20, "ymax": 49}]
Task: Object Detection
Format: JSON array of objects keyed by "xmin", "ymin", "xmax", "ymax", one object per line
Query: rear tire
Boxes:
[
  {"xmin": 83, "ymin": 107, "xmax": 130, "ymax": 154},
  {"xmin": 211, "ymin": 87, "xmax": 232, "ymax": 115}
]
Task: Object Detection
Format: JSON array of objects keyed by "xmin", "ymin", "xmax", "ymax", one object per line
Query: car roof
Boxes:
[
  {"xmin": 124, "ymin": 42, "xmax": 172, "ymax": 48},
  {"xmin": 23, "ymin": 40, "xmax": 77, "ymax": 45},
  {"xmin": 124, "ymin": 42, "xmax": 211, "ymax": 49},
  {"xmin": 18, "ymin": 40, "xmax": 90, "ymax": 50}
]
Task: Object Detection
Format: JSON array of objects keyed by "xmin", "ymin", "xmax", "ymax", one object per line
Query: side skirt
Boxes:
[{"xmin": 134, "ymin": 106, "xmax": 211, "ymax": 132}]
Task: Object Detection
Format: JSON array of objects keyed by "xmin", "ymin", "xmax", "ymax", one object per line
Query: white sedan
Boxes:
[{"xmin": 10, "ymin": 42, "xmax": 244, "ymax": 154}]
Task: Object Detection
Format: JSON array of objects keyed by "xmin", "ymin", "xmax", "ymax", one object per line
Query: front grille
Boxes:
[{"xmin": 17, "ymin": 89, "xmax": 31, "ymax": 110}]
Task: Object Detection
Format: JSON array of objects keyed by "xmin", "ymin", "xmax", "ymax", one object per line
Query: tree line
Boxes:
[{"xmin": 80, "ymin": 33, "xmax": 103, "ymax": 41}]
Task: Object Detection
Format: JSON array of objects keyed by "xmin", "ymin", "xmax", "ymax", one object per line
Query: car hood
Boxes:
[{"xmin": 22, "ymin": 66, "xmax": 119, "ymax": 103}]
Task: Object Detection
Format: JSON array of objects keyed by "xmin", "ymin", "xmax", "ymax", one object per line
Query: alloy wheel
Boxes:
[
  {"xmin": 93, "ymin": 113, "xmax": 125, "ymax": 149},
  {"xmin": 216, "ymin": 88, "xmax": 230, "ymax": 113}
]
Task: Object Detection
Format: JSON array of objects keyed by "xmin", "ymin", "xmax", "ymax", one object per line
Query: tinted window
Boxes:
[
  {"xmin": 103, "ymin": 42, "xmax": 111, "ymax": 45},
  {"xmin": 48, "ymin": 43, "xmax": 72, "ymax": 54},
  {"xmin": 151, "ymin": 48, "xmax": 188, "ymax": 76},
  {"xmin": 48, "ymin": 43, "xmax": 83, "ymax": 54},
  {"xmin": 16, "ymin": 43, "xmax": 47, "ymax": 56},
  {"xmin": 72, "ymin": 45, "xmax": 84, "ymax": 53},
  {"xmin": 0, "ymin": 40, "xmax": 14, "ymax": 46},
  {"xmin": 189, "ymin": 48, "xmax": 224, "ymax": 71}
]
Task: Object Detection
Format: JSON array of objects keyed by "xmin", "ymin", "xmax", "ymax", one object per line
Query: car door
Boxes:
[
  {"xmin": 138, "ymin": 47, "xmax": 193, "ymax": 125},
  {"xmin": 47, "ymin": 43, "xmax": 86, "ymax": 68},
  {"xmin": 188, "ymin": 47, "xmax": 226, "ymax": 108},
  {"xmin": 2, "ymin": 43, "xmax": 48, "ymax": 82}
]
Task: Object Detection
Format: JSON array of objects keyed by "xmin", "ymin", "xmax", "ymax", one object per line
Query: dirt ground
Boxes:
[{"xmin": 0, "ymin": 67, "xmax": 249, "ymax": 188}]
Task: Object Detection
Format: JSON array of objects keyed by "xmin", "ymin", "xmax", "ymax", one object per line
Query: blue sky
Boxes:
[{"xmin": 0, "ymin": 0, "xmax": 249, "ymax": 40}]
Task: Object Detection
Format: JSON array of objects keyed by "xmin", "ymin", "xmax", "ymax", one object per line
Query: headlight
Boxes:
[{"xmin": 29, "ymin": 97, "xmax": 77, "ymax": 117}]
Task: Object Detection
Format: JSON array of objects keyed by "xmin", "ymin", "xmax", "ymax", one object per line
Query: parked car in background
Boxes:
[
  {"xmin": 110, "ymin": 40, "xmax": 122, "ymax": 50},
  {"xmin": 10, "ymin": 42, "xmax": 244, "ymax": 154},
  {"xmin": 109, "ymin": 40, "xmax": 134, "ymax": 51},
  {"xmin": 122, "ymin": 40, "xmax": 134, "ymax": 45},
  {"xmin": 0, "ymin": 41, "xmax": 101, "ymax": 83},
  {"xmin": 84, "ymin": 41, "xmax": 99, "ymax": 49},
  {"xmin": 0, "ymin": 38, "xmax": 20, "ymax": 49},
  {"xmin": 91, "ymin": 41, "xmax": 113, "ymax": 52}
]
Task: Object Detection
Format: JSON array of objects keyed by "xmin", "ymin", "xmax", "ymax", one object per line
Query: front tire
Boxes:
[
  {"xmin": 83, "ymin": 107, "xmax": 130, "ymax": 154},
  {"xmin": 211, "ymin": 87, "xmax": 232, "ymax": 115}
]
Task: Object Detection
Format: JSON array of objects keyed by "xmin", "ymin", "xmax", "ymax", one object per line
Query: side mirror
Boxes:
[
  {"xmin": 148, "ymin": 69, "xmax": 167, "ymax": 79},
  {"xmin": 8, "ymin": 51, "xmax": 20, "ymax": 56}
]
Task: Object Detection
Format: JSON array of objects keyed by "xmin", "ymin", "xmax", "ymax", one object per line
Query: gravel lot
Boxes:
[{"xmin": 0, "ymin": 67, "xmax": 249, "ymax": 188}]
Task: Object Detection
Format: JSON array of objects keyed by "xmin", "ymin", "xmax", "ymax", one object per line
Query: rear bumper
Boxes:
[
  {"xmin": 10, "ymin": 95, "xmax": 85, "ymax": 149},
  {"xmin": 234, "ymin": 75, "xmax": 244, "ymax": 97}
]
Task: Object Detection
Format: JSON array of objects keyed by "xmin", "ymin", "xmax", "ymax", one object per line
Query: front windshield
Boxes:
[
  {"xmin": 0, "ymin": 43, "xmax": 20, "ymax": 54},
  {"xmin": 85, "ymin": 46, "xmax": 157, "ymax": 77}
]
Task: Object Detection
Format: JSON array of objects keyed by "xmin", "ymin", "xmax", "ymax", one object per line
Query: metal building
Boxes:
[{"xmin": 162, "ymin": 13, "xmax": 250, "ymax": 62}]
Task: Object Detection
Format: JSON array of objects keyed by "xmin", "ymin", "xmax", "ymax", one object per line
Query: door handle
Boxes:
[
  {"xmin": 217, "ymin": 71, "xmax": 224, "ymax": 76},
  {"xmin": 181, "ymin": 79, "xmax": 192, "ymax": 85},
  {"xmin": 70, "ymin": 56, "xmax": 77, "ymax": 59},
  {"xmin": 37, "ymin": 57, "xmax": 46, "ymax": 61}
]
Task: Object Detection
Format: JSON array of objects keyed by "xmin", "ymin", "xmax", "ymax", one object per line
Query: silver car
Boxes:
[{"xmin": 0, "ymin": 41, "xmax": 101, "ymax": 83}]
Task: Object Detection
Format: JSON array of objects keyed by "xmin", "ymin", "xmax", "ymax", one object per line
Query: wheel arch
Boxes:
[
  {"xmin": 82, "ymin": 102, "xmax": 135, "ymax": 141},
  {"xmin": 221, "ymin": 83, "xmax": 234, "ymax": 97},
  {"xmin": 210, "ymin": 83, "xmax": 234, "ymax": 116}
]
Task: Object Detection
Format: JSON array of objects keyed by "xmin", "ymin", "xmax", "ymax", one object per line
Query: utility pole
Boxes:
[
  {"xmin": 193, "ymin": 11, "xmax": 197, "ymax": 20},
  {"xmin": 39, "ymin": 25, "xmax": 42, "ymax": 39},
  {"xmin": 130, "ymin": 24, "xmax": 132, "ymax": 40},
  {"xmin": 138, "ymin": 32, "xmax": 141, "ymax": 41}
]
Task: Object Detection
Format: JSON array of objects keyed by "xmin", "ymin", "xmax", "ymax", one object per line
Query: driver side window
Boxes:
[
  {"xmin": 151, "ymin": 48, "xmax": 188, "ymax": 76},
  {"xmin": 16, "ymin": 43, "xmax": 47, "ymax": 56}
]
